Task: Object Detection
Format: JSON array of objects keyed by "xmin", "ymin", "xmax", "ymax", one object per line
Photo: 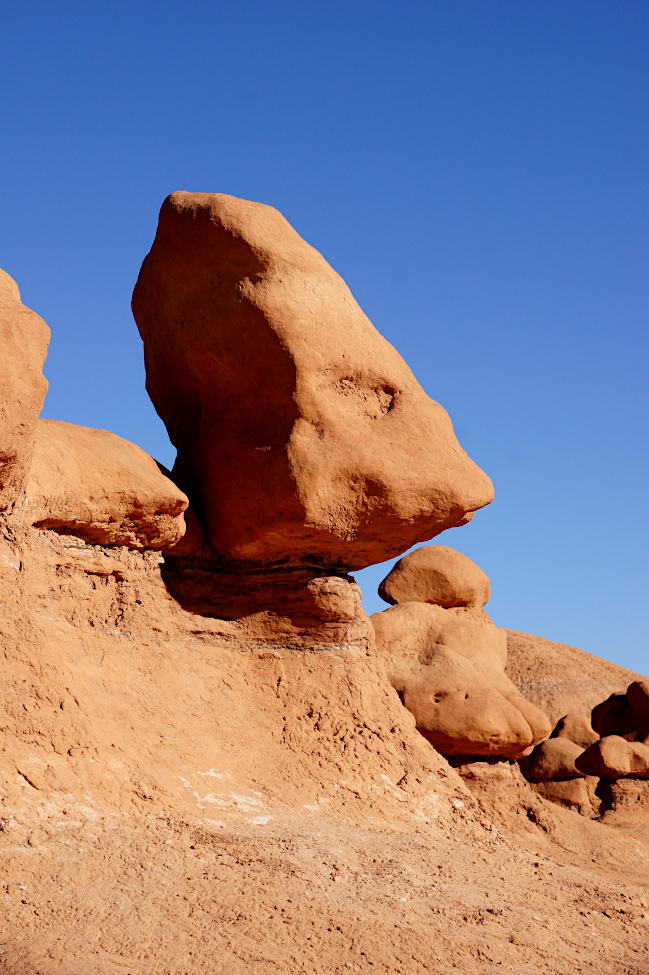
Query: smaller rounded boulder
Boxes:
[
  {"xmin": 522, "ymin": 738, "xmax": 586, "ymax": 782},
  {"xmin": 378, "ymin": 544, "xmax": 490, "ymax": 608},
  {"xmin": 575, "ymin": 736, "xmax": 649, "ymax": 779},
  {"xmin": 550, "ymin": 713, "xmax": 599, "ymax": 750}
]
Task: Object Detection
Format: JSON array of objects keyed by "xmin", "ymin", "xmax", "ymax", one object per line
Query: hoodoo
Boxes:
[{"xmin": 372, "ymin": 545, "xmax": 551, "ymax": 758}]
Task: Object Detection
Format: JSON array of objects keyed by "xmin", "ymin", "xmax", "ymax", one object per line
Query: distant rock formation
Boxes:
[
  {"xmin": 0, "ymin": 269, "xmax": 50, "ymax": 511},
  {"xmin": 504, "ymin": 629, "xmax": 644, "ymax": 723},
  {"xmin": 372, "ymin": 545, "xmax": 550, "ymax": 758},
  {"xmin": 132, "ymin": 192, "xmax": 494, "ymax": 572}
]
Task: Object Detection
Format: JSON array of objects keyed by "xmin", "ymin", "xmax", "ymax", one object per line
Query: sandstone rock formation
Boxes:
[
  {"xmin": 372, "ymin": 551, "xmax": 550, "ymax": 758},
  {"xmin": 378, "ymin": 544, "xmax": 490, "ymax": 607},
  {"xmin": 592, "ymin": 681, "xmax": 649, "ymax": 742},
  {"xmin": 550, "ymin": 712, "xmax": 599, "ymax": 750},
  {"xmin": 132, "ymin": 193, "xmax": 494, "ymax": 571},
  {"xmin": 505, "ymin": 629, "xmax": 644, "ymax": 723},
  {"xmin": 522, "ymin": 738, "xmax": 586, "ymax": 782},
  {"xmin": 627, "ymin": 680, "xmax": 649, "ymax": 738},
  {"xmin": 3, "ymin": 227, "xmax": 649, "ymax": 975},
  {"xmin": 24, "ymin": 419, "xmax": 189, "ymax": 550},
  {"xmin": 592, "ymin": 693, "xmax": 637, "ymax": 739},
  {"xmin": 532, "ymin": 777, "xmax": 597, "ymax": 817},
  {"xmin": 598, "ymin": 778, "xmax": 649, "ymax": 836},
  {"xmin": 519, "ymin": 722, "xmax": 600, "ymax": 818},
  {"xmin": 576, "ymin": 736, "xmax": 649, "ymax": 779},
  {"xmin": 0, "ymin": 268, "xmax": 50, "ymax": 511}
]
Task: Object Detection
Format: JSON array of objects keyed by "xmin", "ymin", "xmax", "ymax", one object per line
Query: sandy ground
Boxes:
[
  {"xmin": 1, "ymin": 798, "xmax": 649, "ymax": 975},
  {"xmin": 1, "ymin": 526, "xmax": 648, "ymax": 974}
]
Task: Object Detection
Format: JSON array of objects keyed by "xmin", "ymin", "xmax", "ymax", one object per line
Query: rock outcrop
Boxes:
[
  {"xmin": 550, "ymin": 712, "xmax": 599, "ymax": 750},
  {"xmin": 378, "ymin": 544, "xmax": 490, "ymax": 608},
  {"xmin": 372, "ymin": 548, "xmax": 550, "ymax": 758},
  {"xmin": 628, "ymin": 680, "xmax": 649, "ymax": 738},
  {"xmin": 2, "ymin": 225, "xmax": 649, "ymax": 975},
  {"xmin": 0, "ymin": 268, "xmax": 50, "ymax": 511},
  {"xmin": 23, "ymin": 419, "xmax": 189, "ymax": 550},
  {"xmin": 576, "ymin": 736, "xmax": 649, "ymax": 779},
  {"xmin": 132, "ymin": 192, "xmax": 494, "ymax": 571},
  {"xmin": 522, "ymin": 738, "xmax": 586, "ymax": 782},
  {"xmin": 592, "ymin": 682, "xmax": 649, "ymax": 742}
]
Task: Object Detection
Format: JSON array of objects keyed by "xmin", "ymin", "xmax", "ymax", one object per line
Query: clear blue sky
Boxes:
[{"xmin": 1, "ymin": 2, "xmax": 647, "ymax": 672}]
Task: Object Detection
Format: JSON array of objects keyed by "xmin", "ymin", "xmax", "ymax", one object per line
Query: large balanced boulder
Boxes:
[
  {"xmin": 24, "ymin": 419, "xmax": 189, "ymax": 550},
  {"xmin": 132, "ymin": 193, "xmax": 493, "ymax": 571},
  {"xmin": 372, "ymin": 585, "xmax": 550, "ymax": 759},
  {"xmin": 378, "ymin": 544, "xmax": 490, "ymax": 607},
  {"xmin": 0, "ymin": 269, "xmax": 50, "ymax": 511}
]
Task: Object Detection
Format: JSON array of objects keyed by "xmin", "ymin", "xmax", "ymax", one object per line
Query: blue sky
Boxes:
[{"xmin": 1, "ymin": 1, "xmax": 647, "ymax": 672}]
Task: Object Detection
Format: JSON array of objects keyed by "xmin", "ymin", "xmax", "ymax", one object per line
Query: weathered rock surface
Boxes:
[
  {"xmin": 132, "ymin": 192, "xmax": 493, "ymax": 571},
  {"xmin": 0, "ymin": 268, "xmax": 50, "ymax": 511},
  {"xmin": 378, "ymin": 544, "xmax": 490, "ymax": 607},
  {"xmin": 598, "ymin": 778, "xmax": 649, "ymax": 837},
  {"xmin": 372, "ymin": 599, "xmax": 550, "ymax": 758},
  {"xmin": 591, "ymin": 692, "xmax": 636, "ymax": 739},
  {"xmin": 530, "ymin": 777, "xmax": 596, "ymax": 817},
  {"xmin": 576, "ymin": 736, "xmax": 649, "ymax": 779},
  {"xmin": 521, "ymin": 738, "xmax": 585, "ymax": 782},
  {"xmin": 505, "ymin": 629, "xmax": 645, "ymax": 723},
  {"xmin": 23, "ymin": 418, "xmax": 189, "ymax": 550},
  {"xmin": 627, "ymin": 680, "xmax": 649, "ymax": 739},
  {"xmin": 551, "ymin": 712, "xmax": 599, "ymax": 749},
  {"xmin": 2, "ymin": 523, "xmax": 649, "ymax": 975}
]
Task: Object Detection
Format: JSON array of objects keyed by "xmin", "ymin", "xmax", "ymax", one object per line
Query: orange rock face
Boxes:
[
  {"xmin": 372, "ymin": 598, "xmax": 550, "ymax": 759},
  {"xmin": 24, "ymin": 419, "xmax": 189, "ymax": 550},
  {"xmin": 132, "ymin": 193, "xmax": 493, "ymax": 571},
  {"xmin": 378, "ymin": 544, "xmax": 490, "ymax": 607},
  {"xmin": 576, "ymin": 736, "xmax": 649, "ymax": 779},
  {"xmin": 550, "ymin": 713, "xmax": 599, "ymax": 750},
  {"xmin": 522, "ymin": 738, "xmax": 586, "ymax": 782},
  {"xmin": 0, "ymin": 269, "xmax": 50, "ymax": 511}
]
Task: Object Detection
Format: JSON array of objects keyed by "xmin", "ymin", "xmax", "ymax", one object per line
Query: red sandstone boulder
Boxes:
[
  {"xmin": 372, "ymin": 595, "xmax": 550, "ymax": 759},
  {"xmin": 627, "ymin": 680, "xmax": 649, "ymax": 739},
  {"xmin": 378, "ymin": 545, "xmax": 490, "ymax": 608},
  {"xmin": 551, "ymin": 713, "xmax": 599, "ymax": 750},
  {"xmin": 0, "ymin": 269, "xmax": 50, "ymax": 511},
  {"xmin": 400, "ymin": 659, "xmax": 535, "ymax": 758},
  {"xmin": 530, "ymin": 778, "xmax": 596, "ymax": 817},
  {"xmin": 522, "ymin": 738, "xmax": 585, "ymax": 782},
  {"xmin": 132, "ymin": 193, "xmax": 493, "ymax": 571},
  {"xmin": 592, "ymin": 693, "xmax": 636, "ymax": 739},
  {"xmin": 25, "ymin": 419, "xmax": 189, "ymax": 550},
  {"xmin": 575, "ymin": 736, "xmax": 649, "ymax": 779}
]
